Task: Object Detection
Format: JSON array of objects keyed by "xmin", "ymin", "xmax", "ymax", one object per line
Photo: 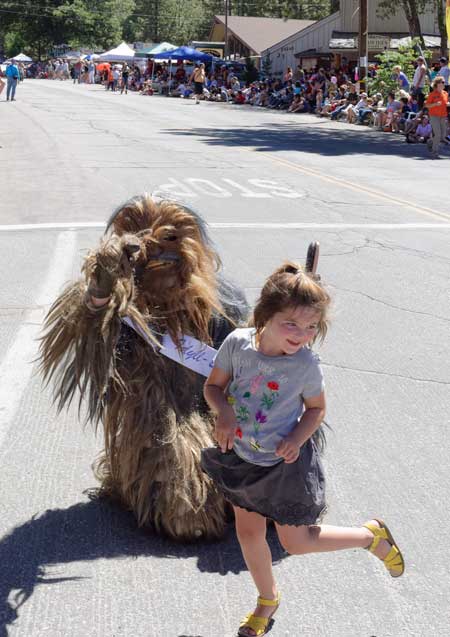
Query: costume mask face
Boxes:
[{"xmin": 107, "ymin": 196, "xmax": 219, "ymax": 303}]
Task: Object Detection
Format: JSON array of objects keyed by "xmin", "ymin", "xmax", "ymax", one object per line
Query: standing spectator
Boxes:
[
  {"xmin": 192, "ymin": 63, "xmax": 206, "ymax": 104},
  {"xmin": 437, "ymin": 57, "xmax": 450, "ymax": 92},
  {"xmin": 112, "ymin": 66, "xmax": 120, "ymax": 92},
  {"xmin": 73, "ymin": 59, "xmax": 82, "ymax": 83},
  {"xmin": 425, "ymin": 76, "xmax": 448, "ymax": 159},
  {"xmin": 5, "ymin": 61, "xmax": 20, "ymax": 101},
  {"xmin": 82, "ymin": 61, "xmax": 89, "ymax": 83},
  {"xmin": 310, "ymin": 67, "xmax": 327, "ymax": 95},
  {"xmin": 88, "ymin": 60, "xmax": 96, "ymax": 84},
  {"xmin": 283, "ymin": 66, "xmax": 293, "ymax": 83},
  {"xmin": 132, "ymin": 64, "xmax": 142, "ymax": 90},
  {"xmin": 293, "ymin": 63, "xmax": 305, "ymax": 83},
  {"xmin": 62, "ymin": 60, "xmax": 70, "ymax": 80},
  {"xmin": 392, "ymin": 65, "xmax": 410, "ymax": 92},
  {"xmin": 121, "ymin": 63, "xmax": 129, "ymax": 94},
  {"xmin": 411, "ymin": 56, "xmax": 427, "ymax": 108},
  {"xmin": 107, "ymin": 67, "xmax": 114, "ymax": 91}
]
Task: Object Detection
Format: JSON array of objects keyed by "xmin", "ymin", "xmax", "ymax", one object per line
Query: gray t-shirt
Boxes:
[{"xmin": 214, "ymin": 328, "xmax": 324, "ymax": 466}]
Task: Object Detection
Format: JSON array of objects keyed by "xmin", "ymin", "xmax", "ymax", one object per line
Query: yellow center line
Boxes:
[{"xmin": 258, "ymin": 152, "xmax": 450, "ymax": 223}]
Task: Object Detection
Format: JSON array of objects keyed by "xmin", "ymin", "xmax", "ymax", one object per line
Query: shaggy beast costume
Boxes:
[{"xmin": 39, "ymin": 195, "xmax": 247, "ymax": 541}]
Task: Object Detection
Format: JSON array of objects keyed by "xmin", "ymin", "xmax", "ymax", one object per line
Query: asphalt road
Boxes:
[{"xmin": 0, "ymin": 80, "xmax": 449, "ymax": 637}]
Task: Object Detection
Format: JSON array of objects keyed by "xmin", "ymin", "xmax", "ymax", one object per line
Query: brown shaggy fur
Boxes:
[{"xmin": 39, "ymin": 196, "xmax": 243, "ymax": 541}]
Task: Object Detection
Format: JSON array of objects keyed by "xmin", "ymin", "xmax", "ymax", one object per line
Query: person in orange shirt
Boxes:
[{"xmin": 425, "ymin": 76, "xmax": 449, "ymax": 158}]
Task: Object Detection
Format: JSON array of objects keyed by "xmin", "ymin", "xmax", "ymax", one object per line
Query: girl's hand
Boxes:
[
  {"xmin": 275, "ymin": 434, "xmax": 301, "ymax": 464},
  {"xmin": 214, "ymin": 406, "xmax": 237, "ymax": 453}
]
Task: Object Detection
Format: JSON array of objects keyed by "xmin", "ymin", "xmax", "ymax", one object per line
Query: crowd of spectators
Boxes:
[{"xmin": 8, "ymin": 53, "xmax": 450, "ymax": 156}]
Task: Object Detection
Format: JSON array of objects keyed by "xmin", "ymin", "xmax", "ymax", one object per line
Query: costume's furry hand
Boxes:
[{"xmin": 88, "ymin": 234, "xmax": 142, "ymax": 298}]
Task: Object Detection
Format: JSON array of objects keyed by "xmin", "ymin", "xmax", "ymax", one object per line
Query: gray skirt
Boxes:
[{"xmin": 201, "ymin": 438, "xmax": 327, "ymax": 527}]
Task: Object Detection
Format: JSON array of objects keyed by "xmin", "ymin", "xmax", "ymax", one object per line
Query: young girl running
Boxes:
[{"xmin": 201, "ymin": 261, "xmax": 404, "ymax": 637}]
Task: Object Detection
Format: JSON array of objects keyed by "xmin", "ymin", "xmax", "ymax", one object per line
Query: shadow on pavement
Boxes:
[
  {"xmin": 163, "ymin": 121, "xmax": 441, "ymax": 160},
  {"xmin": 0, "ymin": 497, "xmax": 285, "ymax": 636}
]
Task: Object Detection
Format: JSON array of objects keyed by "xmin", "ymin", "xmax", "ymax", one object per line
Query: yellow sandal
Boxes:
[
  {"xmin": 363, "ymin": 518, "xmax": 405, "ymax": 578},
  {"xmin": 238, "ymin": 593, "xmax": 281, "ymax": 637}
]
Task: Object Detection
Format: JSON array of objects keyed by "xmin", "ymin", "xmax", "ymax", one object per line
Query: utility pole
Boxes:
[
  {"xmin": 224, "ymin": 0, "xmax": 229, "ymax": 61},
  {"xmin": 358, "ymin": 0, "xmax": 368, "ymax": 91}
]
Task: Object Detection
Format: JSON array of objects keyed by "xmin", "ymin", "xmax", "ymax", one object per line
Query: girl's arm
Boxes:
[
  {"xmin": 204, "ymin": 367, "xmax": 237, "ymax": 452},
  {"xmin": 276, "ymin": 392, "xmax": 326, "ymax": 463}
]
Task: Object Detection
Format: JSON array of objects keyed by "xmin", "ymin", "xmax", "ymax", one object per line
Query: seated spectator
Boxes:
[
  {"xmin": 315, "ymin": 88, "xmax": 325, "ymax": 115},
  {"xmin": 256, "ymin": 84, "xmax": 269, "ymax": 107},
  {"xmin": 140, "ymin": 79, "xmax": 153, "ymax": 95},
  {"xmin": 378, "ymin": 92, "xmax": 402, "ymax": 131},
  {"xmin": 330, "ymin": 91, "xmax": 357, "ymax": 121},
  {"xmin": 234, "ymin": 90, "xmax": 246, "ymax": 104},
  {"xmin": 172, "ymin": 82, "xmax": 192, "ymax": 98},
  {"xmin": 288, "ymin": 93, "xmax": 308, "ymax": 113},
  {"xmin": 280, "ymin": 86, "xmax": 294, "ymax": 110},
  {"xmin": 392, "ymin": 97, "xmax": 413, "ymax": 132},
  {"xmin": 230, "ymin": 76, "xmax": 241, "ymax": 94},
  {"xmin": 247, "ymin": 86, "xmax": 259, "ymax": 105},
  {"xmin": 406, "ymin": 114, "xmax": 432, "ymax": 143},
  {"xmin": 347, "ymin": 92, "xmax": 368, "ymax": 123},
  {"xmin": 357, "ymin": 97, "xmax": 375, "ymax": 124},
  {"xmin": 318, "ymin": 90, "xmax": 338, "ymax": 117}
]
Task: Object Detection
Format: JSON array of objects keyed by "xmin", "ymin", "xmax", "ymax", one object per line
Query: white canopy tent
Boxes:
[
  {"xmin": 12, "ymin": 53, "xmax": 33, "ymax": 63},
  {"xmin": 98, "ymin": 42, "xmax": 135, "ymax": 62}
]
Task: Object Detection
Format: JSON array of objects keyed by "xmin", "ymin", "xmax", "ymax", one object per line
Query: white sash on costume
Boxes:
[{"xmin": 121, "ymin": 317, "xmax": 216, "ymax": 377}]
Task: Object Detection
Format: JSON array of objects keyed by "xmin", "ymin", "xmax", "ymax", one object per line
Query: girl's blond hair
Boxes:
[{"xmin": 252, "ymin": 261, "xmax": 331, "ymax": 344}]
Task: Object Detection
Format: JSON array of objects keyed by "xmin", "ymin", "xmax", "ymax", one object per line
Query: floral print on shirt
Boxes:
[{"xmin": 229, "ymin": 379, "xmax": 280, "ymax": 452}]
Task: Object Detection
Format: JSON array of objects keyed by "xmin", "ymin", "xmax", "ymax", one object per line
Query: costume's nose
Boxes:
[{"xmin": 144, "ymin": 238, "xmax": 163, "ymax": 257}]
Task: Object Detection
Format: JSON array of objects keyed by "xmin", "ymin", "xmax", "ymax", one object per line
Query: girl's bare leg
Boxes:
[
  {"xmin": 233, "ymin": 506, "xmax": 279, "ymax": 636},
  {"xmin": 275, "ymin": 520, "xmax": 391, "ymax": 561}
]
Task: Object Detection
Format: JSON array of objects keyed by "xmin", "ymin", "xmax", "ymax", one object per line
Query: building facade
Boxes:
[
  {"xmin": 209, "ymin": 15, "xmax": 315, "ymax": 63},
  {"xmin": 262, "ymin": 0, "xmax": 440, "ymax": 75}
]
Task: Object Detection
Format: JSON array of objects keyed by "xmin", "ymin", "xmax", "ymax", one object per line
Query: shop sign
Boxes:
[{"xmin": 368, "ymin": 36, "xmax": 389, "ymax": 50}]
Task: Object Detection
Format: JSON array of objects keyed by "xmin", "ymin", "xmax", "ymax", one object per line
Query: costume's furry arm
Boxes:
[{"xmin": 38, "ymin": 236, "xmax": 157, "ymax": 424}]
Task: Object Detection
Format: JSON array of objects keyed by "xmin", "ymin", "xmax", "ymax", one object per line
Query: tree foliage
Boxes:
[
  {"xmin": 0, "ymin": 0, "xmax": 135, "ymax": 57},
  {"xmin": 369, "ymin": 39, "xmax": 431, "ymax": 95},
  {"xmin": 377, "ymin": 0, "xmax": 433, "ymax": 42},
  {"xmin": 202, "ymin": 0, "xmax": 337, "ymax": 21},
  {"xmin": 0, "ymin": 0, "xmax": 339, "ymax": 57}
]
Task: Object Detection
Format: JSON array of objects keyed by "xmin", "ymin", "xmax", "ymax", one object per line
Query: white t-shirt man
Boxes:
[{"xmin": 413, "ymin": 60, "xmax": 427, "ymax": 89}]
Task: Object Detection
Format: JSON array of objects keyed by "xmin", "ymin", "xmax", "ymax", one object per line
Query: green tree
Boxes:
[
  {"xmin": 202, "ymin": 0, "xmax": 336, "ymax": 21},
  {"xmin": 0, "ymin": 0, "xmax": 136, "ymax": 58},
  {"xmin": 377, "ymin": 0, "xmax": 428, "ymax": 43},
  {"xmin": 434, "ymin": 0, "xmax": 447, "ymax": 56},
  {"xmin": 4, "ymin": 30, "xmax": 27, "ymax": 58},
  {"xmin": 125, "ymin": 0, "xmax": 210, "ymax": 45},
  {"xmin": 369, "ymin": 40, "xmax": 430, "ymax": 96}
]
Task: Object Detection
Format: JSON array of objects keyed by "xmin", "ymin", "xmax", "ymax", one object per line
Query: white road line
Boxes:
[
  {"xmin": 0, "ymin": 222, "xmax": 450, "ymax": 232},
  {"xmin": 0, "ymin": 231, "xmax": 77, "ymax": 450}
]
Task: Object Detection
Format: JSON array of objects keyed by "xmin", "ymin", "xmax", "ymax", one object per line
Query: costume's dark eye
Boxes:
[{"xmin": 165, "ymin": 235, "xmax": 177, "ymax": 242}]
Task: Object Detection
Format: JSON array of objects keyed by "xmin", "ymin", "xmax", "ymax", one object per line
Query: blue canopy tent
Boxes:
[
  {"xmin": 152, "ymin": 46, "xmax": 213, "ymax": 63},
  {"xmin": 152, "ymin": 46, "xmax": 215, "ymax": 93}
]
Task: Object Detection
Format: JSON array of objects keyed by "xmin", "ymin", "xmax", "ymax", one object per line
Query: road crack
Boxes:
[{"xmin": 322, "ymin": 362, "xmax": 449, "ymax": 386}]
